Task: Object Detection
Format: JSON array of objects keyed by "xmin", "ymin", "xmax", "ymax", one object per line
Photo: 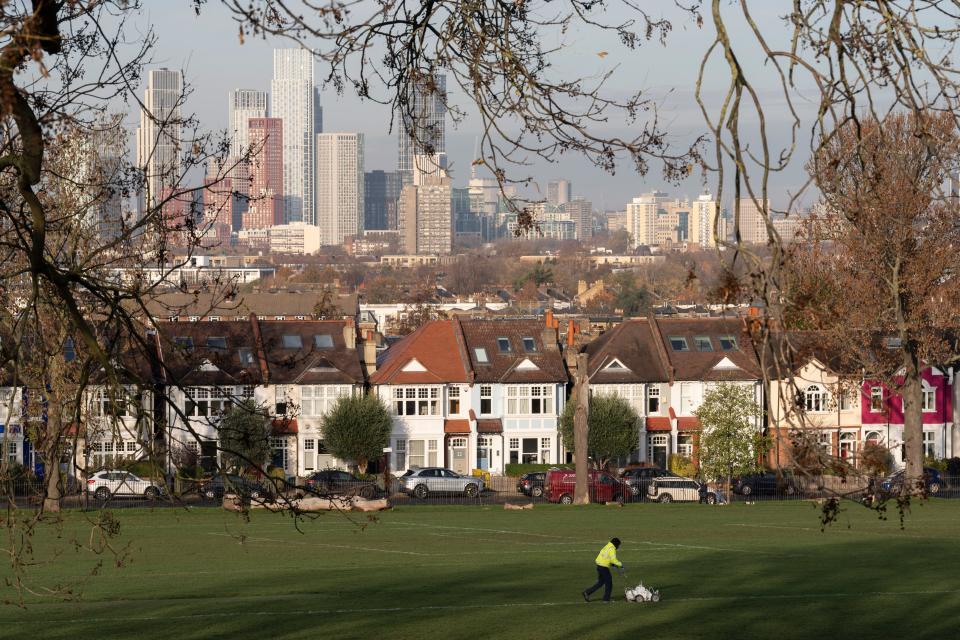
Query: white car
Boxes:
[
  {"xmin": 87, "ymin": 470, "xmax": 165, "ymax": 501},
  {"xmin": 646, "ymin": 476, "xmax": 723, "ymax": 504}
]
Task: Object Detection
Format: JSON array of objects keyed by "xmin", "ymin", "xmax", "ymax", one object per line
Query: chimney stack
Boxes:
[
  {"xmin": 343, "ymin": 318, "xmax": 357, "ymax": 349},
  {"xmin": 362, "ymin": 330, "xmax": 377, "ymax": 376}
]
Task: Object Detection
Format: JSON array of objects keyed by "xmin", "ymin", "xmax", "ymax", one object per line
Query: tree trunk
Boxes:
[
  {"xmin": 42, "ymin": 460, "xmax": 62, "ymax": 514},
  {"xmin": 901, "ymin": 359, "xmax": 924, "ymax": 495},
  {"xmin": 357, "ymin": 456, "xmax": 368, "ymax": 475},
  {"xmin": 573, "ymin": 353, "xmax": 590, "ymax": 505}
]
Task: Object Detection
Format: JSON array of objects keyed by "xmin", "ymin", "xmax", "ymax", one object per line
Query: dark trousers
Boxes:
[{"xmin": 584, "ymin": 565, "xmax": 613, "ymax": 601}]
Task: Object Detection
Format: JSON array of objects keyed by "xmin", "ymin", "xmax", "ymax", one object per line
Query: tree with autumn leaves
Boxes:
[{"xmin": 784, "ymin": 112, "xmax": 960, "ymax": 493}]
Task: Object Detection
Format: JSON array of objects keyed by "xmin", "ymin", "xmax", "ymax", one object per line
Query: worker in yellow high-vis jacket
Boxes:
[{"xmin": 582, "ymin": 537, "xmax": 623, "ymax": 602}]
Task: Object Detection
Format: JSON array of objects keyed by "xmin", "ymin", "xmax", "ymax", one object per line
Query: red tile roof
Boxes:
[
  {"xmin": 677, "ymin": 417, "xmax": 701, "ymax": 431},
  {"xmin": 443, "ymin": 419, "xmax": 471, "ymax": 434},
  {"xmin": 271, "ymin": 418, "xmax": 298, "ymax": 434},
  {"xmin": 370, "ymin": 320, "xmax": 471, "ymax": 385},
  {"xmin": 646, "ymin": 416, "xmax": 671, "ymax": 431},
  {"xmin": 477, "ymin": 419, "xmax": 503, "ymax": 433}
]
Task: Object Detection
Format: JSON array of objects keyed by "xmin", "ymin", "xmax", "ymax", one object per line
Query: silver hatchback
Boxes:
[{"xmin": 400, "ymin": 467, "xmax": 484, "ymax": 498}]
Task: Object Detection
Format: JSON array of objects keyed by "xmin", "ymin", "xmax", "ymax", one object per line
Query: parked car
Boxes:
[
  {"xmin": 516, "ymin": 472, "xmax": 547, "ymax": 498},
  {"xmin": 199, "ymin": 474, "xmax": 271, "ymax": 501},
  {"xmin": 621, "ymin": 466, "xmax": 676, "ymax": 500},
  {"xmin": 305, "ymin": 469, "xmax": 379, "ymax": 499},
  {"xmin": 879, "ymin": 467, "xmax": 946, "ymax": 495},
  {"xmin": 399, "ymin": 467, "xmax": 484, "ymax": 498},
  {"xmin": 647, "ymin": 476, "xmax": 722, "ymax": 504},
  {"xmin": 87, "ymin": 470, "xmax": 165, "ymax": 501},
  {"xmin": 544, "ymin": 469, "xmax": 630, "ymax": 504},
  {"xmin": 731, "ymin": 471, "xmax": 802, "ymax": 497}
]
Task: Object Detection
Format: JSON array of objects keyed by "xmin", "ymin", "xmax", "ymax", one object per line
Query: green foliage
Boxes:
[
  {"xmin": 613, "ymin": 272, "xmax": 650, "ymax": 316},
  {"xmin": 669, "ymin": 453, "xmax": 698, "ymax": 478},
  {"xmin": 218, "ymin": 399, "xmax": 271, "ymax": 472},
  {"xmin": 559, "ymin": 393, "xmax": 640, "ymax": 469},
  {"xmin": 322, "ymin": 393, "xmax": 392, "ymax": 473},
  {"xmin": 695, "ymin": 383, "xmax": 766, "ymax": 482},
  {"xmin": 924, "ymin": 456, "xmax": 948, "ymax": 473},
  {"xmin": 504, "ymin": 463, "xmax": 572, "ymax": 477},
  {"xmin": 862, "ymin": 442, "xmax": 894, "ymax": 476},
  {"xmin": 125, "ymin": 459, "xmax": 164, "ymax": 479}
]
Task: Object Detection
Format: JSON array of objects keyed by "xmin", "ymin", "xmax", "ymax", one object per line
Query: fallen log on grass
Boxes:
[{"xmin": 504, "ymin": 502, "xmax": 534, "ymax": 510}]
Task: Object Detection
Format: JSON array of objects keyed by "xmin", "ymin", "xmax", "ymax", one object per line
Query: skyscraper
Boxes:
[
  {"xmin": 625, "ymin": 191, "xmax": 670, "ymax": 248},
  {"xmin": 272, "ymin": 48, "xmax": 316, "ymax": 224},
  {"xmin": 243, "ymin": 117, "xmax": 284, "ymax": 229},
  {"xmin": 547, "ymin": 180, "xmax": 572, "ymax": 207},
  {"xmin": 397, "ymin": 176, "xmax": 453, "ymax": 255},
  {"xmin": 136, "ymin": 68, "xmax": 183, "ymax": 215},
  {"xmin": 228, "ymin": 89, "xmax": 268, "ymax": 158},
  {"xmin": 364, "ymin": 170, "xmax": 402, "ymax": 230},
  {"xmin": 397, "ymin": 74, "xmax": 446, "ymax": 185},
  {"xmin": 689, "ymin": 193, "xmax": 723, "ymax": 248},
  {"xmin": 563, "ymin": 198, "xmax": 593, "ymax": 241},
  {"xmin": 316, "ymin": 133, "xmax": 364, "ymax": 246}
]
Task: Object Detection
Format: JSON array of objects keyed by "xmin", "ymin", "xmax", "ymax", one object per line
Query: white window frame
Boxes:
[
  {"xmin": 922, "ymin": 385, "xmax": 936, "ymax": 413},
  {"xmin": 395, "ymin": 439, "xmax": 407, "ymax": 470},
  {"xmin": 870, "ymin": 386, "xmax": 883, "ymax": 412},
  {"xmin": 448, "ymin": 386, "xmax": 461, "ymax": 415},
  {"xmin": 302, "ymin": 385, "xmax": 353, "ymax": 417},
  {"xmin": 647, "ymin": 386, "xmax": 660, "ymax": 415},
  {"xmin": 923, "ymin": 431, "xmax": 936, "ymax": 458},
  {"xmin": 677, "ymin": 434, "xmax": 694, "ymax": 458},
  {"xmin": 804, "ymin": 385, "xmax": 830, "ymax": 413},
  {"xmin": 480, "ymin": 385, "xmax": 492, "ymax": 415},
  {"xmin": 392, "ymin": 386, "xmax": 440, "ymax": 416},
  {"xmin": 506, "ymin": 385, "xmax": 555, "ymax": 416}
]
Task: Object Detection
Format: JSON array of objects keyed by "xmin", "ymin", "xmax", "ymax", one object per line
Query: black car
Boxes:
[
  {"xmin": 621, "ymin": 467, "xmax": 676, "ymax": 500},
  {"xmin": 199, "ymin": 474, "xmax": 271, "ymax": 501},
  {"xmin": 879, "ymin": 467, "xmax": 946, "ymax": 495},
  {"xmin": 516, "ymin": 472, "xmax": 547, "ymax": 498},
  {"xmin": 305, "ymin": 469, "xmax": 379, "ymax": 499},
  {"xmin": 731, "ymin": 472, "xmax": 801, "ymax": 497}
]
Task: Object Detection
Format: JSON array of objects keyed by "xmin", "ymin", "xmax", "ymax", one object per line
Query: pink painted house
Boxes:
[{"xmin": 861, "ymin": 366, "xmax": 954, "ymax": 467}]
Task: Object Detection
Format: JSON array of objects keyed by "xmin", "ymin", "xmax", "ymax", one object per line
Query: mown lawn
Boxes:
[{"xmin": 0, "ymin": 500, "xmax": 958, "ymax": 639}]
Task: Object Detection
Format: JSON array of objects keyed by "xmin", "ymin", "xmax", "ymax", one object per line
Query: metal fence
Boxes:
[{"xmin": 3, "ymin": 473, "xmax": 959, "ymax": 509}]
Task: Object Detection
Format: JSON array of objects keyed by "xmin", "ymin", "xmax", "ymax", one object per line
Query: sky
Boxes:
[{"xmin": 135, "ymin": 1, "xmax": 815, "ymax": 212}]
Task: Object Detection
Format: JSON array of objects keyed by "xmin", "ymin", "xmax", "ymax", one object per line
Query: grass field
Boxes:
[{"xmin": 1, "ymin": 501, "xmax": 959, "ymax": 639}]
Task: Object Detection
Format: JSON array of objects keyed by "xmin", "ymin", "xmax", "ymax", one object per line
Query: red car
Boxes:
[{"xmin": 544, "ymin": 469, "xmax": 630, "ymax": 504}]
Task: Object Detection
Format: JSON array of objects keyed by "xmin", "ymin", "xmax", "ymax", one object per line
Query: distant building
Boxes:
[
  {"xmin": 346, "ymin": 230, "xmax": 400, "ymax": 256},
  {"xmin": 563, "ymin": 198, "xmax": 592, "ymax": 241},
  {"xmin": 364, "ymin": 169, "xmax": 401, "ymax": 230},
  {"xmin": 506, "ymin": 203, "xmax": 575, "ymax": 241},
  {"xmin": 397, "ymin": 175, "xmax": 453, "ymax": 255},
  {"xmin": 227, "ymin": 89, "xmax": 268, "ymax": 158},
  {"xmin": 626, "ymin": 191, "xmax": 670, "ymax": 248},
  {"xmin": 243, "ymin": 117, "xmax": 284, "ymax": 229},
  {"xmin": 606, "ymin": 210, "xmax": 627, "ymax": 233},
  {"xmin": 136, "ymin": 68, "xmax": 182, "ymax": 215},
  {"xmin": 272, "ymin": 48, "xmax": 317, "ymax": 224},
  {"xmin": 398, "ymin": 74, "xmax": 446, "ymax": 186},
  {"xmin": 316, "ymin": 133, "xmax": 364, "ymax": 246},
  {"xmin": 270, "ymin": 223, "xmax": 322, "ymax": 254},
  {"xmin": 547, "ymin": 179, "xmax": 572, "ymax": 207},
  {"xmin": 689, "ymin": 193, "xmax": 723, "ymax": 248},
  {"xmin": 735, "ymin": 198, "xmax": 771, "ymax": 244}
]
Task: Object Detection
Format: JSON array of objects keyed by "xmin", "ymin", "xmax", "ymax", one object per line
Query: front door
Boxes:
[
  {"xmin": 648, "ymin": 434, "xmax": 668, "ymax": 469},
  {"xmin": 477, "ymin": 437, "xmax": 492, "ymax": 471},
  {"xmin": 449, "ymin": 437, "xmax": 469, "ymax": 475}
]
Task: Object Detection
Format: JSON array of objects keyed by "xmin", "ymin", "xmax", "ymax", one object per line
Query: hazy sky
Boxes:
[{"xmin": 138, "ymin": 1, "xmax": 812, "ymax": 211}]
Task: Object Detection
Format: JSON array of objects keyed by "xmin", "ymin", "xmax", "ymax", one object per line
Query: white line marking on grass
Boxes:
[
  {"xmin": 724, "ymin": 523, "xmax": 932, "ymax": 538},
  {"xmin": 8, "ymin": 589, "xmax": 960, "ymax": 625},
  {"xmin": 206, "ymin": 532, "xmax": 431, "ymax": 556}
]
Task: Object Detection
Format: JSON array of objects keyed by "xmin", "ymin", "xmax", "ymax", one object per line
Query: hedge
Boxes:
[{"xmin": 504, "ymin": 463, "xmax": 572, "ymax": 478}]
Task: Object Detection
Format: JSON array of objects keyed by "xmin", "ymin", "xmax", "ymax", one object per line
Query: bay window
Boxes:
[{"xmin": 302, "ymin": 385, "xmax": 353, "ymax": 417}]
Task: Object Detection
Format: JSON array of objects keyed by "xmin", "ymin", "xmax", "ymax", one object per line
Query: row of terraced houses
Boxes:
[{"xmin": 0, "ymin": 314, "xmax": 956, "ymax": 478}]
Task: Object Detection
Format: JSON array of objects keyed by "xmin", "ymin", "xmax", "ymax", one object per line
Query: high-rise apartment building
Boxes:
[
  {"xmin": 398, "ymin": 75, "xmax": 446, "ymax": 185},
  {"xmin": 136, "ymin": 68, "xmax": 183, "ymax": 215},
  {"xmin": 364, "ymin": 170, "xmax": 402, "ymax": 230},
  {"xmin": 689, "ymin": 193, "xmax": 723, "ymax": 248},
  {"xmin": 735, "ymin": 197, "xmax": 771, "ymax": 244},
  {"xmin": 228, "ymin": 89, "xmax": 268, "ymax": 158},
  {"xmin": 397, "ymin": 176, "xmax": 454, "ymax": 255},
  {"xmin": 625, "ymin": 190, "xmax": 670, "ymax": 248},
  {"xmin": 242, "ymin": 117, "xmax": 284, "ymax": 229},
  {"xmin": 563, "ymin": 198, "xmax": 592, "ymax": 241},
  {"xmin": 547, "ymin": 179, "xmax": 572, "ymax": 207},
  {"xmin": 316, "ymin": 133, "xmax": 364, "ymax": 246},
  {"xmin": 272, "ymin": 48, "xmax": 317, "ymax": 224}
]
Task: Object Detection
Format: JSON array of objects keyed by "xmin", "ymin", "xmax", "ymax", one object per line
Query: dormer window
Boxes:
[
  {"xmin": 206, "ymin": 336, "xmax": 227, "ymax": 351},
  {"xmin": 282, "ymin": 335, "xmax": 303, "ymax": 349},
  {"xmin": 314, "ymin": 334, "xmax": 334, "ymax": 349},
  {"xmin": 63, "ymin": 337, "xmax": 76, "ymax": 362},
  {"xmin": 718, "ymin": 335, "xmax": 737, "ymax": 351},
  {"xmin": 474, "ymin": 347, "xmax": 489, "ymax": 364},
  {"xmin": 174, "ymin": 336, "xmax": 194, "ymax": 351},
  {"xmin": 694, "ymin": 336, "xmax": 713, "ymax": 352},
  {"xmin": 238, "ymin": 348, "xmax": 255, "ymax": 365},
  {"xmin": 522, "ymin": 337, "xmax": 537, "ymax": 352},
  {"xmin": 497, "ymin": 337, "xmax": 511, "ymax": 353},
  {"xmin": 668, "ymin": 336, "xmax": 688, "ymax": 351}
]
